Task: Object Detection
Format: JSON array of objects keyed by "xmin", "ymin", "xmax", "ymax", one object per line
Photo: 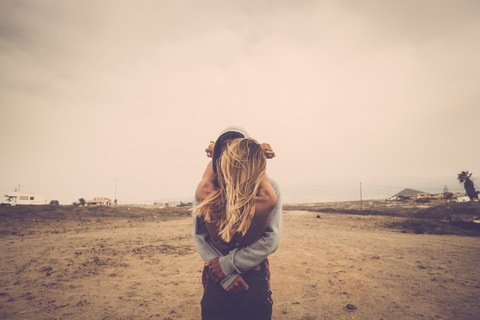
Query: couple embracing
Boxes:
[{"xmin": 193, "ymin": 126, "xmax": 282, "ymax": 320}]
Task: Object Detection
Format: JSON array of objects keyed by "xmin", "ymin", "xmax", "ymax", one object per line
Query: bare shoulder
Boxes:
[
  {"xmin": 255, "ymin": 178, "xmax": 277, "ymax": 215},
  {"xmin": 247, "ymin": 181, "xmax": 276, "ymax": 237}
]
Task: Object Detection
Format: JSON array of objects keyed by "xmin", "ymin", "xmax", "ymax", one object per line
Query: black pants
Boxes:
[{"xmin": 201, "ymin": 262, "xmax": 273, "ymax": 320}]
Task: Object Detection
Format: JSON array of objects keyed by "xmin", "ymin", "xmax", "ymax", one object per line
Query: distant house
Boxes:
[
  {"xmin": 86, "ymin": 197, "xmax": 112, "ymax": 206},
  {"xmin": 456, "ymin": 196, "xmax": 470, "ymax": 202},
  {"xmin": 389, "ymin": 188, "xmax": 425, "ymax": 200}
]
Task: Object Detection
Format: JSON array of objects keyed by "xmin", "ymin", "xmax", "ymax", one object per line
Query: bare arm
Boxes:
[
  {"xmin": 254, "ymin": 173, "xmax": 277, "ymax": 218},
  {"xmin": 195, "ymin": 162, "xmax": 216, "ymax": 202}
]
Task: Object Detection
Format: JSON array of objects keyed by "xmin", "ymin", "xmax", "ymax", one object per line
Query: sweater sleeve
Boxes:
[{"xmin": 192, "ymin": 207, "xmax": 222, "ymax": 263}]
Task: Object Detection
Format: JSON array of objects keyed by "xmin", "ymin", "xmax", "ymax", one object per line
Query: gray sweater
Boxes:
[{"xmin": 192, "ymin": 179, "xmax": 282, "ymax": 289}]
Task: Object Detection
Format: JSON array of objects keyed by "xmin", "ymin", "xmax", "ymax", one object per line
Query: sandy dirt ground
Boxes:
[{"xmin": 1, "ymin": 206, "xmax": 479, "ymax": 320}]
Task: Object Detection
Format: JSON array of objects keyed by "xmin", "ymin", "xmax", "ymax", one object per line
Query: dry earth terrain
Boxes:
[{"xmin": 0, "ymin": 202, "xmax": 479, "ymax": 320}]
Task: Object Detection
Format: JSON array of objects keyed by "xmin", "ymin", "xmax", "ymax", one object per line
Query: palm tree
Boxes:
[{"xmin": 457, "ymin": 171, "xmax": 478, "ymax": 201}]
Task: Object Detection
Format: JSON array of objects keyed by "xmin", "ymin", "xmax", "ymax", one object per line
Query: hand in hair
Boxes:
[
  {"xmin": 226, "ymin": 275, "xmax": 249, "ymax": 295},
  {"xmin": 260, "ymin": 143, "xmax": 276, "ymax": 159},
  {"xmin": 206, "ymin": 257, "xmax": 225, "ymax": 283}
]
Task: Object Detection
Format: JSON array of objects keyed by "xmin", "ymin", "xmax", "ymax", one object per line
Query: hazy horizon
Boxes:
[
  {"xmin": 1, "ymin": 1, "xmax": 479, "ymax": 205},
  {"xmin": 1, "ymin": 175, "xmax": 471, "ymax": 205}
]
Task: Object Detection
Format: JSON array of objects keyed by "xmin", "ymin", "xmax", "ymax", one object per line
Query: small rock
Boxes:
[{"xmin": 346, "ymin": 304, "xmax": 357, "ymax": 311}]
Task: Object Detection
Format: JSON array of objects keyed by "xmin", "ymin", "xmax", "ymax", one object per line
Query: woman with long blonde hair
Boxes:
[
  {"xmin": 196, "ymin": 138, "xmax": 275, "ymax": 247},
  {"xmin": 195, "ymin": 136, "xmax": 278, "ymax": 320}
]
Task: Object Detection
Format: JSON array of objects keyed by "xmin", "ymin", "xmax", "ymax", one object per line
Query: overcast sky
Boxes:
[{"xmin": 1, "ymin": 0, "xmax": 479, "ymax": 204}]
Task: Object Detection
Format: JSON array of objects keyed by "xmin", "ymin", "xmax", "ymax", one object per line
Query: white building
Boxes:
[{"xmin": 86, "ymin": 197, "xmax": 112, "ymax": 206}]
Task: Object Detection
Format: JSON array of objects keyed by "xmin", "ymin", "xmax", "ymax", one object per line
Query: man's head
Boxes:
[{"xmin": 212, "ymin": 126, "xmax": 250, "ymax": 179}]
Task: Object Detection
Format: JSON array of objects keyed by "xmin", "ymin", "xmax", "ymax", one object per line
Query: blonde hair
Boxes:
[{"xmin": 195, "ymin": 138, "xmax": 266, "ymax": 243}]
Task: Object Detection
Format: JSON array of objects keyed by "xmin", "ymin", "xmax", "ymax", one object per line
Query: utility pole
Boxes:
[
  {"xmin": 360, "ymin": 182, "xmax": 363, "ymax": 209},
  {"xmin": 114, "ymin": 179, "xmax": 118, "ymax": 205}
]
